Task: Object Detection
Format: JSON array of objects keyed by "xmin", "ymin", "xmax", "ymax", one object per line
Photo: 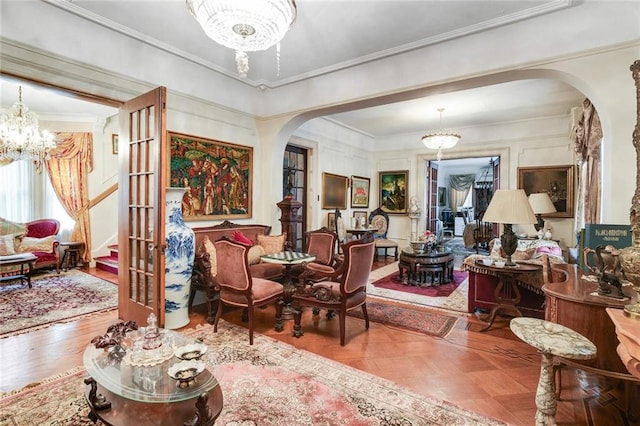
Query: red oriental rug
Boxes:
[
  {"xmin": 348, "ymin": 301, "xmax": 459, "ymax": 338},
  {"xmin": 372, "ymin": 269, "xmax": 468, "ymax": 297}
]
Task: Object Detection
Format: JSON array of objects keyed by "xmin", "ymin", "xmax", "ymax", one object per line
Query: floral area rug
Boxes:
[
  {"xmin": 368, "ymin": 262, "xmax": 469, "ymax": 313},
  {"xmin": 347, "ymin": 301, "xmax": 459, "ymax": 338},
  {"xmin": 0, "ymin": 320, "xmax": 505, "ymax": 426},
  {"xmin": 0, "ymin": 270, "xmax": 118, "ymax": 338}
]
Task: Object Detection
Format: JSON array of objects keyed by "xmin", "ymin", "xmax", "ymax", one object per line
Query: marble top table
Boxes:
[{"xmin": 510, "ymin": 317, "xmax": 596, "ymax": 426}]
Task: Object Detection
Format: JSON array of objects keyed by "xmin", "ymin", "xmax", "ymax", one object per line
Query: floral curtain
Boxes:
[
  {"xmin": 449, "ymin": 174, "xmax": 476, "ymax": 214},
  {"xmin": 571, "ymin": 98, "xmax": 602, "ymax": 234},
  {"xmin": 46, "ymin": 132, "xmax": 93, "ymax": 262}
]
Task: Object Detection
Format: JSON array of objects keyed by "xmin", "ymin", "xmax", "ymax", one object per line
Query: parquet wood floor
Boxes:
[{"xmin": 1, "ymin": 262, "xmax": 637, "ymax": 425}]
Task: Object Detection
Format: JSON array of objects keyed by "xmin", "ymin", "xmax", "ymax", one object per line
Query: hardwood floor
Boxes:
[{"xmin": 1, "ymin": 262, "xmax": 637, "ymax": 425}]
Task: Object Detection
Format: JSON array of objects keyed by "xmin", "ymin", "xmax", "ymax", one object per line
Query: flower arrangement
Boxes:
[{"xmin": 417, "ymin": 230, "xmax": 437, "ymax": 244}]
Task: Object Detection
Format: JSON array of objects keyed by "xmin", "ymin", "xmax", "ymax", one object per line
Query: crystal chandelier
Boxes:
[
  {"xmin": 421, "ymin": 108, "xmax": 460, "ymax": 161},
  {"xmin": 0, "ymin": 86, "xmax": 55, "ymax": 167},
  {"xmin": 186, "ymin": 0, "xmax": 297, "ymax": 78}
]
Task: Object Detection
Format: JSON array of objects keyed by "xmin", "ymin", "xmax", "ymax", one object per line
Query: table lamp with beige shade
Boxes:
[
  {"xmin": 482, "ymin": 189, "xmax": 538, "ymax": 266},
  {"xmin": 528, "ymin": 192, "xmax": 557, "ymax": 232}
]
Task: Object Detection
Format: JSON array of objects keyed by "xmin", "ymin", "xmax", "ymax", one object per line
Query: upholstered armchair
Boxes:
[
  {"xmin": 292, "ymin": 234, "xmax": 375, "ymax": 346},
  {"xmin": 294, "ymin": 227, "xmax": 340, "ymax": 284},
  {"xmin": 213, "ymin": 237, "xmax": 284, "ymax": 345},
  {"xmin": 24, "ymin": 219, "xmax": 61, "ymax": 273},
  {"xmin": 368, "ymin": 208, "xmax": 398, "ymax": 260}
]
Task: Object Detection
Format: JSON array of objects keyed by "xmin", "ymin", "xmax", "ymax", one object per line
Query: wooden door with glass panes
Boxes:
[
  {"xmin": 117, "ymin": 87, "xmax": 167, "ymax": 327},
  {"xmin": 283, "ymin": 145, "xmax": 307, "ymax": 251},
  {"xmin": 427, "ymin": 161, "xmax": 439, "ymax": 232}
]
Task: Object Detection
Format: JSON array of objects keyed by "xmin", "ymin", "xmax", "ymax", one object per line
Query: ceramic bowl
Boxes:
[
  {"xmin": 481, "ymin": 258, "xmax": 493, "ymax": 266},
  {"xmin": 494, "ymin": 260, "xmax": 506, "ymax": 268}
]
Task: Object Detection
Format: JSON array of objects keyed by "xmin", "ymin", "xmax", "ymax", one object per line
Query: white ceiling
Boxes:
[{"xmin": 0, "ymin": 0, "xmax": 590, "ymax": 136}]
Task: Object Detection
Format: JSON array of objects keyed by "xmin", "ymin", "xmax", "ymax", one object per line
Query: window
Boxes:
[{"xmin": 0, "ymin": 161, "xmax": 74, "ymax": 238}]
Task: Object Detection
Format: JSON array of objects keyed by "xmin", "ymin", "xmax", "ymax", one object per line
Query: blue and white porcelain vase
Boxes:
[{"xmin": 164, "ymin": 187, "xmax": 195, "ymax": 330}]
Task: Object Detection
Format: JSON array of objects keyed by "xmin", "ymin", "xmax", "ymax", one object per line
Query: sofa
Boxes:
[
  {"xmin": 189, "ymin": 220, "xmax": 287, "ymax": 323},
  {"xmin": 461, "ymin": 238, "xmax": 566, "ymax": 318},
  {"xmin": 0, "ymin": 217, "xmax": 61, "ymax": 277}
]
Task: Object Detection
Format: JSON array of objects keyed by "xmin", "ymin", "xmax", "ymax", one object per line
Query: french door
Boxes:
[
  {"xmin": 117, "ymin": 87, "xmax": 167, "ymax": 326},
  {"xmin": 427, "ymin": 161, "xmax": 439, "ymax": 232},
  {"xmin": 283, "ymin": 145, "xmax": 307, "ymax": 251}
]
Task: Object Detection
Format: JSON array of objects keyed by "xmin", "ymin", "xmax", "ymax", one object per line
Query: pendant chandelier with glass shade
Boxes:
[
  {"xmin": 421, "ymin": 108, "xmax": 460, "ymax": 161},
  {"xmin": 186, "ymin": 0, "xmax": 297, "ymax": 78},
  {"xmin": 0, "ymin": 86, "xmax": 55, "ymax": 167}
]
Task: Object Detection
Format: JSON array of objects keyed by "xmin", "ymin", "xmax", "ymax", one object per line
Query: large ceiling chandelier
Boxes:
[
  {"xmin": 421, "ymin": 108, "xmax": 460, "ymax": 161},
  {"xmin": 0, "ymin": 86, "xmax": 55, "ymax": 167},
  {"xmin": 186, "ymin": 0, "xmax": 297, "ymax": 78}
]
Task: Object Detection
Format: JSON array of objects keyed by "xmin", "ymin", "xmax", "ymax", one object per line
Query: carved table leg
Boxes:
[
  {"xmin": 184, "ymin": 392, "xmax": 214, "ymax": 426},
  {"xmin": 84, "ymin": 377, "xmax": 111, "ymax": 423}
]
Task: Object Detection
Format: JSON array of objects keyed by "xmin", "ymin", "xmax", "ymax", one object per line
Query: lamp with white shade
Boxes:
[
  {"xmin": 528, "ymin": 193, "xmax": 557, "ymax": 232},
  {"xmin": 482, "ymin": 189, "xmax": 538, "ymax": 266}
]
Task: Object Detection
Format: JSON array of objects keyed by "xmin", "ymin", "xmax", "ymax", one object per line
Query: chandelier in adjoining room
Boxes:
[
  {"xmin": 421, "ymin": 108, "xmax": 460, "ymax": 161},
  {"xmin": 186, "ymin": 0, "xmax": 297, "ymax": 78},
  {"xmin": 0, "ymin": 86, "xmax": 55, "ymax": 167}
]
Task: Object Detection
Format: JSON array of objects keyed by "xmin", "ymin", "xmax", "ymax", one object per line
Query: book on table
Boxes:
[{"xmin": 578, "ymin": 223, "xmax": 632, "ymax": 272}]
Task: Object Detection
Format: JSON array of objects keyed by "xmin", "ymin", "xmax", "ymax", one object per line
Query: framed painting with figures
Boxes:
[
  {"xmin": 517, "ymin": 165, "xmax": 574, "ymax": 218},
  {"xmin": 168, "ymin": 131, "xmax": 253, "ymax": 221},
  {"xmin": 379, "ymin": 170, "xmax": 408, "ymax": 214}
]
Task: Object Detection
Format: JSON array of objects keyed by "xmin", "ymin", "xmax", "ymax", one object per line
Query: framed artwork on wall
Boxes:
[
  {"xmin": 327, "ymin": 212, "xmax": 336, "ymax": 230},
  {"xmin": 112, "ymin": 134, "xmax": 118, "ymax": 155},
  {"xmin": 168, "ymin": 131, "xmax": 253, "ymax": 221},
  {"xmin": 438, "ymin": 187, "xmax": 446, "ymax": 206},
  {"xmin": 350, "ymin": 175, "xmax": 370, "ymax": 208},
  {"xmin": 322, "ymin": 172, "xmax": 348, "ymax": 209},
  {"xmin": 379, "ymin": 170, "xmax": 408, "ymax": 214},
  {"xmin": 353, "ymin": 211, "xmax": 368, "ymax": 224},
  {"xmin": 517, "ymin": 165, "xmax": 574, "ymax": 218}
]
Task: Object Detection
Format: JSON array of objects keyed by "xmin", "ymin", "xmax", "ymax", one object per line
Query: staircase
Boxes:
[{"xmin": 95, "ymin": 244, "xmax": 118, "ymax": 274}]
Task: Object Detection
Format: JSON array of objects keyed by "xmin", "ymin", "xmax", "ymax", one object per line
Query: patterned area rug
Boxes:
[
  {"xmin": 368, "ymin": 262, "xmax": 469, "ymax": 312},
  {"xmin": 348, "ymin": 301, "xmax": 459, "ymax": 338},
  {"xmin": 0, "ymin": 320, "xmax": 504, "ymax": 425},
  {"xmin": 372, "ymin": 269, "xmax": 468, "ymax": 297},
  {"xmin": 0, "ymin": 270, "xmax": 118, "ymax": 338}
]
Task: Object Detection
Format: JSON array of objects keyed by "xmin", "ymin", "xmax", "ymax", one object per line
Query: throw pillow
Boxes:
[
  {"xmin": 0, "ymin": 217, "xmax": 26, "ymax": 237},
  {"xmin": 257, "ymin": 233, "xmax": 286, "ymax": 255},
  {"xmin": 0, "ymin": 234, "xmax": 17, "ymax": 256},
  {"xmin": 247, "ymin": 245, "xmax": 265, "ymax": 265},
  {"xmin": 201, "ymin": 236, "xmax": 218, "ymax": 277},
  {"xmin": 232, "ymin": 231, "xmax": 254, "ymax": 247},
  {"xmin": 19, "ymin": 235, "xmax": 56, "ymax": 253}
]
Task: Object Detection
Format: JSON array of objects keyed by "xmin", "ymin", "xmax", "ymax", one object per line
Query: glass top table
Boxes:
[{"xmin": 83, "ymin": 328, "xmax": 223, "ymax": 425}]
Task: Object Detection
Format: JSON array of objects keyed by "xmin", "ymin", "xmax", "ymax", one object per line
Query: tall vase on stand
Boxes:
[{"xmin": 164, "ymin": 187, "xmax": 195, "ymax": 330}]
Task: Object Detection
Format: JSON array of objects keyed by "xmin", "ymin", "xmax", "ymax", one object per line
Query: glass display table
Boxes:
[{"xmin": 83, "ymin": 329, "xmax": 223, "ymax": 425}]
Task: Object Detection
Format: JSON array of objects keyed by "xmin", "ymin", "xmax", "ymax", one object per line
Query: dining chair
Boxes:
[
  {"xmin": 294, "ymin": 227, "xmax": 340, "ymax": 285},
  {"xmin": 368, "ymin": 207, "xmax": 398, "ymax": 260},
  {"xmin": 213, "ymin": 237, "xmax": 284, "ymax": 345},
  {"xmin": 291, "ymin": 234, "xmax": 375, "ymax": 346}
]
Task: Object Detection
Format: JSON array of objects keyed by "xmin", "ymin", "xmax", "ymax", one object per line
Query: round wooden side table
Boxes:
[{"xmin": 510, "ymin": 317, "xmax": 596, "ymax": 426}]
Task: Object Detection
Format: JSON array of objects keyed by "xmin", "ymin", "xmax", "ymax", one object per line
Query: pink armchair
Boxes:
[{"xmin": 23, "ymin": 219, "xmax": 60, "ymax": 273}]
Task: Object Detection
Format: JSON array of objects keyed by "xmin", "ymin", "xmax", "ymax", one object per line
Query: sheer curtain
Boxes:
[{"xmin": 0, "ymin": 160, "xmax": 74, "ymax": 241}]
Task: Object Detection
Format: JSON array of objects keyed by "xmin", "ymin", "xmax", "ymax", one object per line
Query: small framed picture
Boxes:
[
  {"xmin": 353, "ymin": 211, "xmax": 368, "ymax": 224},
  {"xmin": 112, "ymin": 134, "xmax": 119, "ymax": 155},
  {"xmin": 327, "ymin": 212, "xmax": 336, "ymax": 230}
]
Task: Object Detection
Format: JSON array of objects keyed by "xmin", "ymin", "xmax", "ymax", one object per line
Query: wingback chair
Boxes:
[
  {"xmin": 291, "ymin": 234, "xmax": 375, "ymax": 346},
  {"xmin": 368, "ymin": 208, "xmax": 398, "ymax": 260},
  {"xmin": 213, "ymin": 237, "xmax": 284, "ymax": 345}
]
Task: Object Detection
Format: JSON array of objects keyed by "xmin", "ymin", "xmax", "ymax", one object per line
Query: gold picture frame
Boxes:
[
  {"xmin": 350, "ymin": 175, "xmax": 370, "ymax": 208},
  {"xmin": 168, "ymin": 131, "xmax": 253, "ymax": 221},
  {"xmin": 322, "ymin": 172, "xmax": 348, "ymax": 210},
  {"xmin": 379, "ymin": 170, "xmax": 408, "ymax": 214},
  {"xmin": 517, "ymin": 165, "xmax": 574, "ymax": 218},
  {"xmin": 112, "ymin": 134, "xmax": 118, "ymax": 155}
]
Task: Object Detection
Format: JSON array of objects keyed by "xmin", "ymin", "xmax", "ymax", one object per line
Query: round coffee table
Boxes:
[
  {"xmin": 398, "ymin": 246, "xmax": 453, "ymax": 286},
  {"xmin": 83, "ymin": 330, "xmax": 223, "ymax": 425}
]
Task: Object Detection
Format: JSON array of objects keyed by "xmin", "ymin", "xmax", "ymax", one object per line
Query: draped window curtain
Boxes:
[
  {"xmin": 571, "ymin": 98, "xmax": 602, "ymax": 235},
  {"xmin": 46, "ymin": 132, "xmax": 94, "ymax": 262},
  {"xmin": 449, "ymin": 174, "xmax": 476, "ymax": 214}
]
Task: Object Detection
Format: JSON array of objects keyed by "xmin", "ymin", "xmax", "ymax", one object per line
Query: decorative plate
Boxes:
[
  {"xmin": 168, "ymin": 360, "xmax": 205, "ymax": 387},
  {"xmin": 174, "ymin": 343, "xmax": 208, "ymax": 360}
]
